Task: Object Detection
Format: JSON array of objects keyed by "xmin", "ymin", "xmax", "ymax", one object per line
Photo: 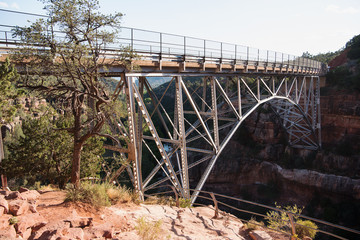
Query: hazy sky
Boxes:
[{"xmin": 0, "ymin": 0, "xmax": 359, "ymax": 56}]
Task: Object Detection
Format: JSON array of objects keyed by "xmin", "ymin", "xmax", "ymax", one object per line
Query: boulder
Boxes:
[
  {"xmin": 37, "ymin": 229, "xmax": 58, "ymax": 240},
  {"xmin": 84, "ymin": 223, "xmax": 114, "ymax": 239},
  {"xmin": 0, "ymin": 224, "xmax": 16, "ymax": 239},
  {"xmin": 64, "ymin": 217, "xmax": 93, "ymax": 228},
  {"xmin": 29, "ymin": 201, "xmax": 38, "ymax": 213},
  {"xmin": 21, "ymin": 190, "xmax": 41, "ymax": 201},
  {"xmin": 5, "ymin": 191, "xmax": 25, "ymax": 200},
  {"xmin": 8, "ymin": 200, "xmax": 29, "ymax": 216},
  {"xmin": 32, "ymin": 220, "xmax": 48, "ymax": 232},
  {"xmin": 19, "ymin": 227, "xmax": 32, "ymax": 239},
  {"xmin": 18, "ymin": 187, "xmax": 30, "ymax": 193},
  {"xmin": 61, "ymin": 227, "xmax": 84, "ymax": 240},
  {"xmin": 0, "ymin": 191, "xmax": 9, "ymax": 197},
  {"xmin": 249, "ymin": 230, "xmax": 273, "ymax": 240},
  {"xmin": 32, "ymin": 220, "xmax": 70, "ymax": 240},
  {"xmin": 15, "ymin": 213, "xmax": 47, "ymax": 236},
  {"xmin": 0, "ymin": 215, "xmax": 11, "ymax": 230},
  {"xmin": 0, "ymin": 196, "xmax": 9, "ymax": 214}
]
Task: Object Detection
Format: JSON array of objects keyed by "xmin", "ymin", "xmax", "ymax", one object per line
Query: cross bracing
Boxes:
[{"xmin": 106, "ymin": 73, "xmax": 321, "ymax": 203}]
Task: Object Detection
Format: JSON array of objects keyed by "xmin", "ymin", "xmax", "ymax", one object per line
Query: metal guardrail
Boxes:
[
  {"xmin": 145, "ymin": 185, "xmax": 360, "ymax": 240},
  {"xmin": 0, "ymin": 7, "xmax": 326, "ymax": 75}
]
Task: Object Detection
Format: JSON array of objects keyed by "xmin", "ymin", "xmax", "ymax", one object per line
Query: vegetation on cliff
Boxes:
[
  {"xmin": 305, "ymin": 33, "xmax": 360, "ymax": 91},
  {"xmin": 10, "ymin": 0, "xmax": 132, "ymax": 188},
  {"xmin": 1, "ymin": 110, "xmax": 104, "ymax": 188}
]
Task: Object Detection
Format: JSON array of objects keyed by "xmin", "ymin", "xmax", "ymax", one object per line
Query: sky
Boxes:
[{"xmin": 0, "ymin": 0, "xmax": 359, "ymax": 56}]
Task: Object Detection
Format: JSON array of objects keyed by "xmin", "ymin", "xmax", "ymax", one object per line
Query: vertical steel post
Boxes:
[
  {"xmin": 176, "ymin": 77, "xmax": 190, "ymax": 198},
  {"xmin": 211, "ymin": 77, "xmax": 219, "ymax": 149},
  {"xmin": 310, "ymin": 77, "xmax": 315, "ymax": 129},
  {"xmin": 272, "ymin": 77, "xmax": 275, "ymax": 94},
  {"xmin": 257, "ymin": 77, "xmax": 260, "ymax": 100},
  {"xmin": 295, "ymin": 77, "xmax": 298, "ymax": 103},
  {"xmin": 137, "ymin": 77, "xmax": 145, "ymax": 180},
  {"xmin": 125, "ymin": 76, "xmax": 143, "ymax": 200},
  {"xmin": 237, "ymin": 78, "xmax": 242, "ymax": 118},
  {"xmin": 201, "ymin": 78, "xmax": 207, "ymax": 112},
  {"xmin": 316, "ymin": 76, "xmax": 322, "ymax": 148}
]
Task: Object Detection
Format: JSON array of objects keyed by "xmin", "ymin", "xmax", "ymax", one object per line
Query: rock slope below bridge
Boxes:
[{"xmin": 0, "ymin": 190, "xmax": 287, "ymax": 240}]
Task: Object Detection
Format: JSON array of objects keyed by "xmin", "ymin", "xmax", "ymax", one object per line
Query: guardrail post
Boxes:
[
  {"xmin": 131, "ymin": 28, "xmax": 134, "ymax": 50},
  {"xmin": 170, "ymin": 186, "xmax": 180, "ymax": 207},
  {"xmin": 209, "ymin": 192, "xmax": 219, "ymax": 219},
  {"xmin": 220, "ymin": 42, "xmax": 223, "ymax": 60},
  {"xmin": 160, "ymin": 32, "xmax": 162, "ymax": 55},
  {"xmin": 203, "ymin": 39, "xmax": 206, "ymax": 58},
  {"xmin": 246, "ymin": 46, "xmax": 249, "ymax": 62},
  {"xmin": 5, "ymin": 31, "xmax": 8, "ymax": 47},
  {"xmin": 287, "ymin": 212, "xmax": 297, "ymax": 240},
  {"xmin": 235, "ymin": 45, "xmax": 237, "ymax": 60},
  {"xmin": 184, "ymin": 36, "xmax": 186, "ymax": 56}
]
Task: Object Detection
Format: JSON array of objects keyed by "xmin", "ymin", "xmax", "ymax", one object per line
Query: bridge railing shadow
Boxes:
[{"xmin": 144, "ymin": 185, "xmax": 360, "ymax": 240}]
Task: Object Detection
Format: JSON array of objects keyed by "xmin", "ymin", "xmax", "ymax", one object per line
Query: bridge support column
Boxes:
[
  {"xmin": 176, "ymin": 76, "xmax": 190, "ymax": 198},
  {"xmin": 125, "ymin": 76, "xmax": 143, "ymax": 201}
]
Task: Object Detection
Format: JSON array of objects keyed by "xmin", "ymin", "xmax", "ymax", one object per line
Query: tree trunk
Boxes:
[
  {"xmin": 71, "ymin": 104, "xmax": 83, "ymax": 189},
  {"xmin": 0, "ymin": 126, "xmax": 7, "ymax": 190},
  {"xmin": 71, "ymin": 140, "xmax": 82, "ymax": 188}
]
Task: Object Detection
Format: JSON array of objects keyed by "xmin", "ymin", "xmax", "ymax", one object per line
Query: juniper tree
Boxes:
[{"xmin": 11, "ymin": 0, "xmax": 132, "ymax": 187}]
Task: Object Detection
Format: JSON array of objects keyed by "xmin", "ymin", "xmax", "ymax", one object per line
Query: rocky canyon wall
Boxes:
[{"xmin": 190, "ymin": 92, "xmax": 360, "ymax": 228}]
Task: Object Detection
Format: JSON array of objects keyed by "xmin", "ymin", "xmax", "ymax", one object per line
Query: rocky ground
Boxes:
[{"xmin": 0, "ymin": 188, "xmax": 288, "ymax": 240}]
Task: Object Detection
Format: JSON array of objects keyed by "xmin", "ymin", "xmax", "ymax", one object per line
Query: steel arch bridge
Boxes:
[
  {"xmin": 0, "ymin": 18, "xmax": 324, "ymax": 203},
  {"xmin": 106, "ymin": 73, "xmax": 322, "ymax": 203}
]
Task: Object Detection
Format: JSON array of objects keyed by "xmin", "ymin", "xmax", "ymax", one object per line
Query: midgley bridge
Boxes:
[{"xmin": 0, "ymin": 20, "xmax": 325, "ymax": 203}]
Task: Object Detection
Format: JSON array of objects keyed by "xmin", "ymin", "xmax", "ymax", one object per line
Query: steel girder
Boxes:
[{"xmin": 107, "ymin": 74, "xmax": 321, "ymax": 203}]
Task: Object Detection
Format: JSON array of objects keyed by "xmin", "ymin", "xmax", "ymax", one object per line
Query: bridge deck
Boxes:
[{"xmin": 0, "ymin": 24, "xmax": 326, "ymax": 76}]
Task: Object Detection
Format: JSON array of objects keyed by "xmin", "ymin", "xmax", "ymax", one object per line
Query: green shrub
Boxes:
[
  {"xmin": 266, "ymin": 203, "xmax": 303, "ymax": 232},
  {"xmin": 9, "ymin": 216, "xmax": 18, "ymax": 225},
  {"xmin": 296, "ymin": 219, "xmax": 318, "ymax": 239},
  {"xmin": 135, "ymin": 216, "xmax": 163, "ymax": 240},
  {"xmin": 266, "ymin": 204, "xmax": 318, "ymax": 239},
  {"xmin": 179, "ymin": 198, "xmax": 192, "ymax": 208}
]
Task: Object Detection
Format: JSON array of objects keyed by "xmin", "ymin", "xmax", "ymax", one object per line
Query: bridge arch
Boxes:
[{"xmin": 106, "ymin": 74, "xmax": 321, "ymax": 202}]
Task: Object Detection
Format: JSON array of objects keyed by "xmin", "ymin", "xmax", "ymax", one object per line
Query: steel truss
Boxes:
[{"xmin": 108, "ymin": 73, "xmax": 321, "ymax": 203}]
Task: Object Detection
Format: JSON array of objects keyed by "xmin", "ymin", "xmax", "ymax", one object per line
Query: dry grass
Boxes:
[
  {"xmin": 107, "ymin": 185, "xmax": 138, "ymax": 204},
  {"xmin": 135, "ymin": 216, "xmax": 163, "ymax": 240},
  {"xmin": 144, "ymin": 195, "xmax": 175, "ymax": 206}
]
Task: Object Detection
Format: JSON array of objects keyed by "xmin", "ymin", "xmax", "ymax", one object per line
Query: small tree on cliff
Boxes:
[
  {"xmin": 12, "ymin": 0, "xmax": 131, "ymax": 187},
  {"xmin": 0, "ymin": 58, "xmax": 22, "ymax": 189}
]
